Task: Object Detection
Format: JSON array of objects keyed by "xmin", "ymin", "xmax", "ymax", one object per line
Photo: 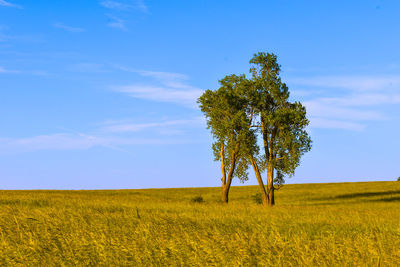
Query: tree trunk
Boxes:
[
  {"xmin": 267, "ymin": 165, "xmax": 275, "ymax": 206},
  {"xmin": 261, "ymin": 119, "xmax": 274, "ymax": 206},
  {"xmin": 220, "ymin": 142, "xmax": 239, "ymax": 203},
  {"xmin": 221, "ymin": 183, "xmax": 231, "ymax": 203},
  {"xmin": 221, "ymin": 164, "xmax": 236, "ymax": 203},
  {"xmin": 250, "ymin": 156, "xmax": 268, "ymax": 206},
  {"xmin": 220, "ymin": 143, "xmax": 227, "ymax": 186}
]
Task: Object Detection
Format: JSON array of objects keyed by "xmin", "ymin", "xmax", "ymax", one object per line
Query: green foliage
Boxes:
[
  {"xmin": 1, "ymin": 182, "xmax": 400, "ymax": 265},
  {"xmin": 397, "ymin": 177, "xmax": 400, "ymax": 181},
  {"xmin": 191, "ymin": 195, "xmax": 204, "ymax": 203},
  {"xmin": 198, "ymin": 74, "xmax": 258, "ymax": 183}
]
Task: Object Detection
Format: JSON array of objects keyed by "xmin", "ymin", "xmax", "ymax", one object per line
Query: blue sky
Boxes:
[{"xmin": 1, "ymin": 0, "xmax": 399, "ymax": 189}]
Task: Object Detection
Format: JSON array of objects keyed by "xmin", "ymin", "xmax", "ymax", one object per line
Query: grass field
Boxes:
[{"xmin": 1, "ymin": 181, "xmax": 400, "ymax": 266}]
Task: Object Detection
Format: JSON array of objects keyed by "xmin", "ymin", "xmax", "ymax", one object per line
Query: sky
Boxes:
[{"xmin": 1, "ymin": 0, "xmax": 399, "ymax": 189}]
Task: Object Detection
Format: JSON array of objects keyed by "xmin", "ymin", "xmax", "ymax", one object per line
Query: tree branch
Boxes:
[{"xmin": 276, "ymin": 155, "xmax": 285, "ymax": 161}]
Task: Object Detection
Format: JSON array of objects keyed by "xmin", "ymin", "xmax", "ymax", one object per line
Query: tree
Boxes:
[
  {"xmin": 199, "ymin": 52, "xmax": 312, "ymax": 206},
  {"xmin": 248, "ymin": 52, "xmax": 312, "ymax": 206},
  {"xmin": 198, "ymin": 75, "xmax": 258, "ymax": 203}
]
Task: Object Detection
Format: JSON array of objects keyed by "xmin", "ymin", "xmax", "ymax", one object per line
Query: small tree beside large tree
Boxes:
[{"xmin": 198, "ymin": 74, "xmax": 258, "ymax": 203}]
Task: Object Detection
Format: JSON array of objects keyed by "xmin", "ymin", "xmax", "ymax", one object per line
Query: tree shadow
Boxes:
[
  {"xmin": 374, "ymin": 196, "xmax": 400, "ymax": 202},
  {"xmin": 310, "ymin": 190, "xmax": 400, "ymax": 204},
  {"xmin": 334, "ymin": 190, "xmax": 400, "ymax": 199}
]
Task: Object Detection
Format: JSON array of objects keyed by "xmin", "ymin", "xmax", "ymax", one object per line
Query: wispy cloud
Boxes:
[
  {"xmin": 102, "ymin": 117, "xmax": 205, "ymax": 133},
  {"xmin": 0, "ymin": 0, "xmax": 22, "ymax": 8},
  {"xmin": 0, "ymin": 26, "xmax": 10, "ymax": 42},
  {"xmin": 135, "ymin": 0, "xmax": 147, "ymax": 12},
  {"xmin": 113, "ymin": 66, "xmax": 203, "ymax": 107},
  {"xmin": 0, "ymin": 134, "xmax": 108, "ymax": 151},
  {"xmin": 308, "ymin": 93, "xmax": 400, "ymax": 107},
  {"xmin": 65, "ymin": 64, "xmax": 203, "ymax": 108},
  {"xmin": 106, "ymin": 14, "xmax": 127, "ymax": 30},
  {"xmin": 0, "ymin": 26, "xmax": 43, "ymax": 43},
  {"xmin": 68, "ymin": 63, "xmax": 107, "ymax": 73},
  {"xmin": 289, "ymin": 75, "xmax": 400, "ymax": 131},
  {"xmin": 114, "ymin": 85, "xmax": 203, "ymax": 107},
  {"xmin": 53, "ymin": 23, "xmax": 85, "ymax": 33},
  {"xmin": 100, "ymin": 0, "xmax": 147, "ymax": 12},
  {"xmin": 304, "ymin": 100, "xmax": 386, "ymax": 121},
  {"xmin": 0, "ymin": 115, "xmax": 205, "ymax": 153},
  {"xmin": 101, "ymin": 1, "xmax": 131, "ymax": 10},
  {"xmin": 0, "ymin": 133, "xmax": 192, "ymax": 154},
  {"xmin": 289, "ymin": 75, "xmax": 400, "ymax": 92},
  {"xmin": 115, "ymin": 66, "xmax": 189, "ymax": 83},
  {"xmin": 0, "ymin": 66, "xmax": 49, "ymax": 76},
  {"xmin": 308, "ymin": 118, "xmax": 365, "ymax": 131},
  {"xmin": 0, "ymin": 66, "xmax": 20, "ymax": 74},
  {"xmin": 101, "ymin": 1, "xmax": 147, "ymax": 30}
]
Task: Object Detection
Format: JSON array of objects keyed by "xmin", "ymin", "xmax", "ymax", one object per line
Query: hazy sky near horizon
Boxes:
[{"xmin": 1, "ymin": 0, "xmax": 399, "ymax": 189}]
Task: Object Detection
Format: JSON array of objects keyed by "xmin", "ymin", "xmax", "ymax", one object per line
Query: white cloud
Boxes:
[
  {"xmin": 114, "ymin": 84, "xmax": 202, "ymax": 107},
  {"xmin": 289, "ymin": 75, "xmax": 400, "ymax": 131},
  {"xmin": 106, "ymin": 14, "xmax": 127, "ymax": 30},
  {"xmin": 102, "ymin": 117, "xmax": 205, "ymax": 132},
  {"xmin": 135, "ymin": 70, "xmax": 188, "ymax": 83},
  {"xmin": 29, "ymin": 70, "xmax": 49, "ymax": 76},
  {"xmin": 101, "ymin": 1, "xmax": 147, "ymax": 30},
  {"xmin": 53, "ymin": 23, "xmax": 85, "ymax": 33},
  {"xmin": 135, "ymin": 0, "xmax": 147, "ymax": 12},
  {"xmin": 0, "ymin": 115, "xmax": 205, "ymax": 153},
  {"xmin": 0, "ymin": 134, "xmax": 107, "ymax": 153},
  {"xmin": 0, "ymin": 25, "xmax": 45, "ymax": 44},
  {"xmin": 0, "ymin": 133, "xmax": 192, "ymax": 154},
  {"xmin": 113, "ymin": 66, "xmax": 203, "ymax": 107},
  {"xmin": 303, "ymin": 100, "xmax": 386, "ymax": 121},
  {"xmin": 0, "ymin": 66, "xmax": 48, "ymax": 76},
  {"xmin": 308, "ymin": 118, "xmax": 365, "ymax": 131},
  {"xmin": 313, "ymin": 94, "xmax": 400, "ymax": 107},
  {"xmin": 100, "ymin": 0, "xmax": 147, "ymax": 12},
  {"xmin": 0, "ymin": 0, "xmax": 22, "ymax": 8},
  {"xmin": 114, "ymin": 65, "xmax": 192, "ymax": 87},
  {"xmin": 0, "ymin": 66, "xmax": 20, "ymax": 74},
  {"xmin": 68, "ymin": 63, "xmax": 106, "ymax": 73},
  {"xmin": 101, "ymin": 1, "xmax": 132, "ymax": 10},
  {"xmin": 289, "ymin": 75, "xmax": 400, "ymax": 92}
]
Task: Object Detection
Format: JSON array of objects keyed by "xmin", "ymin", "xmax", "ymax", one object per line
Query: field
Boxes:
[{"xmin": 1, "ymin": 181, "xmax": 400, "ymax": 266}]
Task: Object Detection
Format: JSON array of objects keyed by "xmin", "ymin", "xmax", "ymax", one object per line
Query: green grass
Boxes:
[{"xmin": 1, "ymin": 181, "xmax": 400, "ymax": 266}]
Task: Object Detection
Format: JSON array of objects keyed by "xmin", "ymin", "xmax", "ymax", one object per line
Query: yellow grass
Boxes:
[{"xmin": 1, "ymin": 181, "xmax": 400, "ymax": 266}]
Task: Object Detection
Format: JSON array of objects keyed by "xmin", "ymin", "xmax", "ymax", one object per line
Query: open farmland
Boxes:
[{"xmin": 1, "ymin": 181, "xmax": 400, "ymax": 266}]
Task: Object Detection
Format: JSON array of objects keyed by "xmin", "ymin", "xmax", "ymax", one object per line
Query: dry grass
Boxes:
[{"xmin": 1, "ymin": 181, "xmax": 400, "ymax": 266}]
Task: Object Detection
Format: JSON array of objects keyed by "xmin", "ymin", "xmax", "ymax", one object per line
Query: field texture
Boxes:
[{"xmin": 1, "ymin": 181, "xmax": 400, "ymax": 266}]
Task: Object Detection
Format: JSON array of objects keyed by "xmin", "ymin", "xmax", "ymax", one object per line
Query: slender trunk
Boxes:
[
  {"xmin": 220, "ymin": 143, "xmax": 228, "ymax": 203},
  {"xmin": 221, "ymin": 142, "xmax": 239, "ymax": 203},
  {"xmin": 261, "ymin": 118, "xmax": 274, "ymax": 207},
  {"xmin": 221, "ymin": 168, "xmax": 234, "ymax": 203},
  {"xmin": 221, "ymin": 181, "xmax": 231, "ymax": 203},
  {"xmin": 220, "ymin": 143, "xmax": 226, "ymax": 186},
  {"xmin": 267, "ymin": 165, "xmax": 275, "ymax": 206},
  {"xmin": 250, "ymin": 156, "xmax": 268, "ymax": 206}
]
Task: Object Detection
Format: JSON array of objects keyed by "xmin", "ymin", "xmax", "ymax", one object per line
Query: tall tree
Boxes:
[
  {"xmin": 198, "ymin": 75, "xmax": 258, "ymax": 203},
  {"xmin": 248, "ymin": 52, "xmax": 312, "ymax": 206}
]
